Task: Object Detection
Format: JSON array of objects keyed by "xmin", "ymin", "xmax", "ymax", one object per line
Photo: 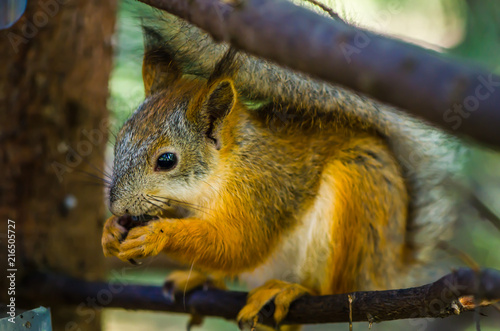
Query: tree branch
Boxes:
[
  {"xmin": 18, "ymin": 268, "xmax": 500, "ymax": 326},
  {"xmin": 137, "ymin": 0, "xmax": 500, "ymax": 148}
]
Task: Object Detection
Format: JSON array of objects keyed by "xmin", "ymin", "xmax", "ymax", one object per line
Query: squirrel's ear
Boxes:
[
  {"xmin": 199, "ymin": 79, "xmax": 237, "ymax": 148},
  {"xmin": 206, "ymin": 79, "xmax": 236, "ymax": 121},
  {"xmin": 142, "ymin": 27, "xmax": 181, "ymax": 97}
]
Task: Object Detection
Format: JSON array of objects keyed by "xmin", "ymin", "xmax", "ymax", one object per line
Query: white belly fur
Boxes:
[{"xmin": 240, "ymin": 169, "xmax": 336, "ymax": 291}]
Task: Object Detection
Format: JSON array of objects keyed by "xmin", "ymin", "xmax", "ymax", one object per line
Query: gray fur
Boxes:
[{"xmin": 110, "ymin": 92, "xmax": 214, "ymax": 216}]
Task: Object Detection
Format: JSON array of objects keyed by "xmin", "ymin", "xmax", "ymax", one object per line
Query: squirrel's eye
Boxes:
[{"xmin": 155, "ymin": 152, "xmax": 177, "ymax": 171}]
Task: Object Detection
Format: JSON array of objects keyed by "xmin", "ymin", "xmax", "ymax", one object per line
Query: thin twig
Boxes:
[
  {"xmin": 447, "ymin": 178, "xmax": 500, "ymax": 232},
  {"xmin": 303, "ymin": 0, "xmax": 346, "ymax": 23},
  {"xmin": 438, "ymin": 242, "xmax": 481, "ymax": 271},
  {"xmin": 470, "ymin": 189, "xmax": 500, "ymax": 232}
]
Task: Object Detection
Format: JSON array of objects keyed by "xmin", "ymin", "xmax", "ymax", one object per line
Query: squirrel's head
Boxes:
[{"xmin": 108, "ymin": 28, "xmax": 239, "ymax": 218}]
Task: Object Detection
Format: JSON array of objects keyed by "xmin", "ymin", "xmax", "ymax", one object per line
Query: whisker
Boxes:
[
  {"xmin": 108, "ymin": 126, "xmax": 121, "ymax": 148},
  {"xmin": 73, "ymin": 179, "xmax": 110, "ymax": 188},
  {"xmin": 146, "ymin": 194, "xmax": 171, "ymax": 207},
  {"xmin": 147, "ymin": 194, "xmax": 210, "ymax": 215},
  {"xmin": 109, "ymin": 129, "xmax": 118, "ymax": 141},
  {"xmin": 80, "ymin": 157, "xmax": 112, "ymax": 180},
  {"xmin": 146, "ymin": 196, "xmax": 205, "ymax": 215},
  {"xmin": 144, "ymin": 197, "xmax": 189, "ymax": 226},
  {"xmin": 142, "ymin": 196, "xmax": 170, "ymax": 214},
  {"xmin": 139, "ymin": 198, "xmax": 151, "ymax": 219},
  {"xmin": 74, "ymin": 169, "xmax": 112, "ymax": 185},
  {"xmin": 184, "ymin": 261, "xmax": 195, "ymax": 310},
  {"xmin": 147, "ymin": 194, "xmax": 211, "ymax": 211},
  {"xmin": 170, "ymin": 201, "xmax": 211, "ymax": 214},
  {"xmin": 200, "ymin": 179, "xmax": 222, "ymax": 199}
]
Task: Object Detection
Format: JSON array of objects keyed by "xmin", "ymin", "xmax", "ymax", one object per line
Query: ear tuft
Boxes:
[{"xmin": 142, "ymin": 26, "xmax": 181, "ymax": 96}]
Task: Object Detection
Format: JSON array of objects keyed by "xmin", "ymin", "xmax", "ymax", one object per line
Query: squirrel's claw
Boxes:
[
  {"xmin": 118, "ymin": 220, "xmax": 169, "ymax": 261},
  {"xmin": 127, "ymin": 258, "xmax": 141, "ymax": 265},
  {"xmin": 101, "ymin": 215, "xmax": 167, "ymax": 262},
  {"xmin": 237, "ymin": 280, "xmax": 312, "ymax": 330},
  {"xmin": 101, "ymin": 216, "xmax": 127, "ymax": 258},
  {"xmin": 186, "ymin": 313, "xmax": 204, "ymax": 331}
]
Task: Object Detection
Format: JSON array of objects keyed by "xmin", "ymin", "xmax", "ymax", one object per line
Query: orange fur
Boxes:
[
  {"xmin": 104, "ymin": 49, "xmax": 412, "ymax": 329},
  {"xmin": 321, "ymin": 137, "xmax": 408, "ymax": 294}
]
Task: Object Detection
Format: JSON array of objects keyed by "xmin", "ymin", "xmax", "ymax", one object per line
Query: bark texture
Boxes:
[{"xmin": 0, "ymin": 0, "xmax": 117, "ymax": 329}]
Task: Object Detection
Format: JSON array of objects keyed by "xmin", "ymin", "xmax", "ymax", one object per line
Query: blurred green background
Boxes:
[{"xmin": 103, "ymin": 0, "xmax": 500, "ymax": 330}]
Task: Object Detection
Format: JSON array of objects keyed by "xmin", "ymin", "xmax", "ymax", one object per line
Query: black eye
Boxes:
[{"xmin": 155, "ymin": 152, "xmax": 177, "ymax": 171}]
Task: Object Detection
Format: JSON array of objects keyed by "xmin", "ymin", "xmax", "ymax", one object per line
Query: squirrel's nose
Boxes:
[
  {"xmin": 108, "ymin": 186, "xmax": 123, "ymax": 216},
  {"xmin": 109, "ymin": 201, "xmax": 125, "ymax": 217}
]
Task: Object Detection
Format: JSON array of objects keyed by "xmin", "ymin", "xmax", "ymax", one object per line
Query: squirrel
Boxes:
[{"xmin": 102, "ymin": 8, "xmax": 465, "ymax": 330}]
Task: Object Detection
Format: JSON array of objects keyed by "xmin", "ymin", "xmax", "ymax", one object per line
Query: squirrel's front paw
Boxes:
[
  {"xmin": 118, "ymin": 219, "xmax": 169, "ymax": 261},
  {"xmin": 237, "ymin": 280, "xmax": 312, "ymax": 330},
  {"xmin": 102, "ymin": 216, "xmax": 128, "ymax": 257}
]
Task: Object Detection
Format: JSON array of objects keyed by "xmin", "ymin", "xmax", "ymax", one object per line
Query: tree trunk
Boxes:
[{"xmin": 0, "ymin": 0, "xmax": 116, "ymax": 330}]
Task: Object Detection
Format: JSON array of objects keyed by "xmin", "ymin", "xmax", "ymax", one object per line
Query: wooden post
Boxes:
[{"xmin": 0, "ymin": 0, "xmax": 117, "ymax": 329}]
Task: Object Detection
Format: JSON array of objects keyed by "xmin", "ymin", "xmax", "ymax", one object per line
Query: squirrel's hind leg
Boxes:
[
  {"xmin": 237, "ymin": 279, "xmax": 313, "ymax": 330},
  {"xmin": 163, "ymin": 269, "xmax": 226, "ymax": 301},
  {"xmin": 163, "ymin": 270, "xmax": 226, "ymax": 330}
]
